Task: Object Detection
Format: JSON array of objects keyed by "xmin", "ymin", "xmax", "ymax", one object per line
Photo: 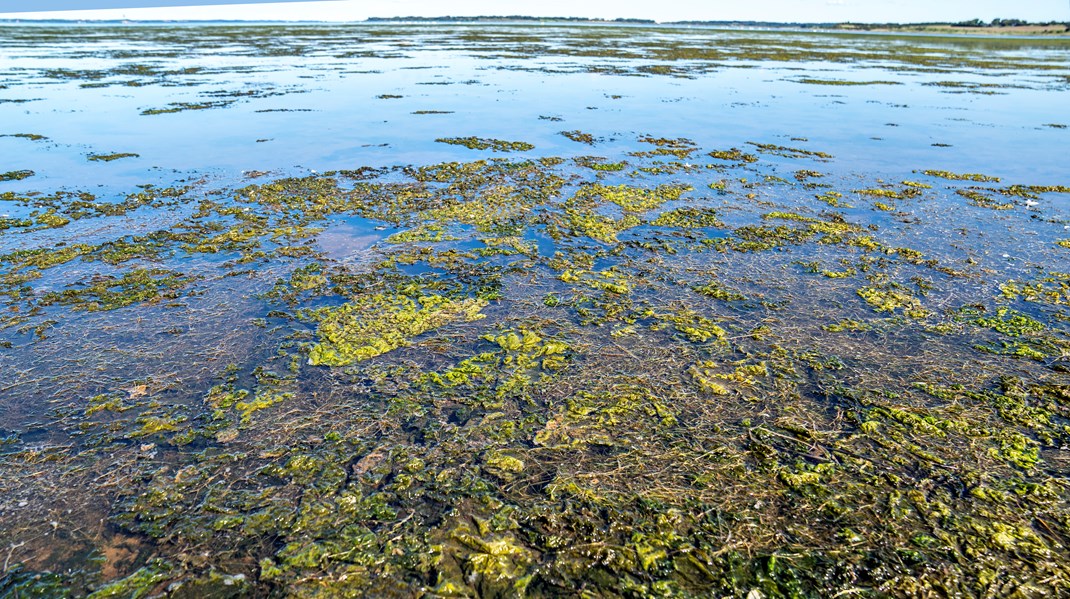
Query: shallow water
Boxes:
[{"xmin": 1, "ymin": 23, "xmax": 1068, "ymax": 597}]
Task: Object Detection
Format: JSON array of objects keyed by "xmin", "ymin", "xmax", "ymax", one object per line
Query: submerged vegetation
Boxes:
[
  {"xmin": 303, "ymin": 292, "xmax": 489, "ymax": 366},
  {"xmin": 87, "ymin": 152, "xmax": 140, "ymax": 162},
  {"xmin": 1, "ymin": 21, "xmax": 1070, "ymax": 599},
  {"xmin": 2, "ymin": 138, "xmax": 1067, "ymax": 596},
  {"xmin": 436, "ymin": 137, "xmax": 536, "ymax": 152},
  {"xmin": 0, "ymin": 169, "xmax": 34, "ymax": 181}
]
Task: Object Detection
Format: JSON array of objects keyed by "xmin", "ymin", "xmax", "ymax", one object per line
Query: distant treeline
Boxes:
[
  {"xmin": 364, "ymin": 16, "xmax": 1069, "ymax": 30},
  {"xmin": 952, "ymin": 18, "xmax": 1064, "ymax": 27},
  {"xmin": 365, "ymin": 16, "xmax": 656, "ymax": 24},
  {"xmin": 842, "ymin": 19, "xmax": 1070, "ymax": 30}
]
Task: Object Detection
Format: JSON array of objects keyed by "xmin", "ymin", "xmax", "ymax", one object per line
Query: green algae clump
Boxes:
[
  {"xmin": 922, "ymin": 169, "xmax": 1001, "ymax": 182},
  {"xmin": 651, "ymin": 207, "xmax": 723, "ymax": 228},
  {"xmin": 88, "ymin": 152, "xmax": 140, "ymax": 162},
  {"xmin": 40, "ymin": 268, "xmax": 192, "ymax": 311},
  {"xmin": 857, "ymin": 284, "xmax": 927, "ymax": 317},
  {"xmin": 0, "ymin": 169, "xmax": 34, "ymax": 181},
  {"xmin": 435, "ymin": 137, "xmax": 535, "ymax": 152},
  {"xmin": 796, "ymin": 78, "xmax": 901, "ymax": 86},
  {"xmin": 304, "ymin": 293, "xmax": 488, "ymax": 366},
  {"xmin": 574, "ymin": 183, "xmax": 690, "ymax": 213},
  {"xmin": 708, "ymin": 148, "xmax": 758, "ymax": 163},
  {"xmin": 560, "ymin": 130, "xmax": 597, "ymax": 144}
]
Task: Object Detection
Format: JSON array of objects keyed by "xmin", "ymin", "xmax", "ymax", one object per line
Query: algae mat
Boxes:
[{"xmin": 1, "ymin": 23, "xmax": 1069, "ymax": 597}]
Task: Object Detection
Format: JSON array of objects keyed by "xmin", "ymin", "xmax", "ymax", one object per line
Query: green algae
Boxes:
[
  {"xmin": 1000, "ymin": 274, "xmax": 1070, "ymax": 306},
  {"xmin": 559, "ymin": 209, "xmax": 640, "ymax": 243},
  {"xmin": 708, "ymin": 148, "xmax": 758, "ymax": 163},
  {"xmin": 662, "ymin": 309, "xmax": 727, "ymax": 342},
  {"xmin": 762, "ymin": 211, "xmax": 819, "ymax": 223},
  {"xmin": 86, "ymin": 560, "xmax": 174, "ymax": 598},
  {"xmin": 731, "ymin": 224, "xmax": 815, "ymax": 251},
  {"xmin": 39, "ymin": 268, "xmax": 194, "ymax": 312},
  {"xmin": 922, "ymin": 169, "xmax": 1001, "ymax": 182},
  {"xmin": 33, "ymin": 209, "xmax": 70, "ymax": 229},
  {"xmin": 0, "ymin": 169, "xmax": 34, "ymax": 182},
  {"xmin": 795, "ymin": 78, "xmax": 902, "ymax": 86},
  {"xmin": 560, "ymin": 130, "xmax": 597, "ymax": 145},
  {"xmin": 87, "ymin": 152, "xmax": 140, "ymax": 162},
  {"xmin": 651, "ymin": 207, "xmax": 723, "ymax": 228},
  {"xmin": 536, "ymin": 384, "xmax": 676, "ymax": 448},
  {"xmin": 384, "ymin": 224, "xmax": 452, "ymax": 244},
  {"xmin": 593, "ymin": 162, "xmax": 626, "ymax": 172},
  {"xmin": 823, "ymin": 318, "xmax": 871, "ymax": 332},
  {"xmin": 303, "ymin": 293, "xmax": 489, "ymax": 366},
  {"xmin": 141, "ymin": 101, "xmax": 233, "ymax": 115},
  {"xmin": 435, "ymin": 137, "xmax": 535, "ymax": 152},
  {"xmin": 793, "ymin": 169, "xmax": 823, "ymax": 181},
  {"xmin": 957, "ymin": 188, "xmax": 1015, "ymax": 209},
  {"xmin": 797, "ymin": 260, "xmax": 857, "ymax": 279},
  {"xmin": 482, "ymin": 450, "xmax": 525, "ymax": 481},
  {"xmin": 579, "ymin": 158, "xmax": 625, "ymax": 172},
  {"xmin": 692, "ymin": 280, "xmax": 745, "ymax": 301},
  {"xmin": 573, "ymin": 182, "xmax": 690, "ymax": 212},
  {"xmin": 747, "ymin": 142, "xmax": 833, "ymax": 160},
  {"xmin": 995, "ymin": 183, "xmax": 1070, "ymax": 198},
  {"xmin": 630, "ymin": 136, "xmax": 699, "ymax": 159},
  {"xmin": 971, "ymin": 307, "xmax": 1047, "ymax": 337},
  {"xmin": 815, "ymin": 189, "xmax": 851, "ymax": 207},
  {"xmin": 0, "ymin": 133, "xmax": 47, "ymax": 141},
  {"xmin": 730, "ymin": 212, "xmax": 866, "ymax": 252},
  {"xmin": 857, "ymin": 284, "xmax": 928, "ymax": 317},
  {"xmin": 924, "ymin": 80, "xmax": 1024, "ymax": 93},
  {"xmin": 0, "ymin": 185, "xmax": 191, "ymax": 222},
  {"xmin": 854, "ymin": 187, "xmax": 904, "ymax": 200}
]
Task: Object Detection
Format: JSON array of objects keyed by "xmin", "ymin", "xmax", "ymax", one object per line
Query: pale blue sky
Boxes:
[{"xmin": 1, "ymin": 0, "xmax": 1067, "ymax": 23}]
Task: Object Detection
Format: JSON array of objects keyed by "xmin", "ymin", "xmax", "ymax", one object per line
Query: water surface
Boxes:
[{"xmin": 1, "ymin": 23, "xmax": 1068, "ymax": 597}]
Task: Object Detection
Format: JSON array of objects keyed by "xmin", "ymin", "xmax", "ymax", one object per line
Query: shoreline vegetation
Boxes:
[{"xmin": 0, "ymin": 16, "xmax": 1068, "ymax": 36}]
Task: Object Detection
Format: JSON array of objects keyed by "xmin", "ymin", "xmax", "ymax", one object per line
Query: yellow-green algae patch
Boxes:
[
  {"xmin": 651, "ymin": 206, "xmax": 723, "ymax": 228},
  {"xmin": 302, "ymin": 293, "xmax": 489, "ymax": 366},
  {"xmin": 0, "ymin": 169, "xmax": 35, "ymax": 181},
  {"xmin": 922, "ymin": 169, "xmax": 1001, "ymax": 182},
  {"xmin": 87, "ymin": 152, "xmax": 140, "ymax": 162},
  {"xmin": 573, "ymin": 182, "xmax": 691, "ymax": 212},
  {"xmin": 435, "ymin": 136, "xmax": 535, "ymax": 152}
]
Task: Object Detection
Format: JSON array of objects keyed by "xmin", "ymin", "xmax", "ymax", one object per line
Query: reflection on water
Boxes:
[{"xmin": 316, "ymin": 219, "xmax": 382, "ymax": 263}]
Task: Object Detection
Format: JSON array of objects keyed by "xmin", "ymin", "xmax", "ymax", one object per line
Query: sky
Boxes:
[{"xmin": 0, "ymin": 0, "xmax": 1067, "ymax": 24}]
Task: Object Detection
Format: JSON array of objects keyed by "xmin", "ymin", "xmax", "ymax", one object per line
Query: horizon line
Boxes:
[{"xmin": 1, "ymin": 15, "xmax": 1067, "ymax": 25}]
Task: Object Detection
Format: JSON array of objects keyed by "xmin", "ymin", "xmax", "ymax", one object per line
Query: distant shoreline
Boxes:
[
  {"xmin": 0, "ymin": 16, "xmax": 1067, "ymax": 36},
  {"xmin": 843, "ymin": 23, "xmax": 1070, "ymax": 36}
]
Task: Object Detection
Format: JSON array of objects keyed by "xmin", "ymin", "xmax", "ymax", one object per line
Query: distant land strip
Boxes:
[
  {"xmin": 366, "ymin": 16, "xmax": 1070, "ymax": 34},
  {"xmin": 0, "ymin": 0, "xmax": 327, "ymax": 10},
  {"xmin": 0, "ymin": 15, "xmax": 1067, "ymax": 35}
]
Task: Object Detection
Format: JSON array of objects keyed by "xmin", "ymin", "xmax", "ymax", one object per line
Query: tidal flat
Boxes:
[{"xmin": 0, "ymin": 22, "xmax": 1068, "ymax": 597}]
